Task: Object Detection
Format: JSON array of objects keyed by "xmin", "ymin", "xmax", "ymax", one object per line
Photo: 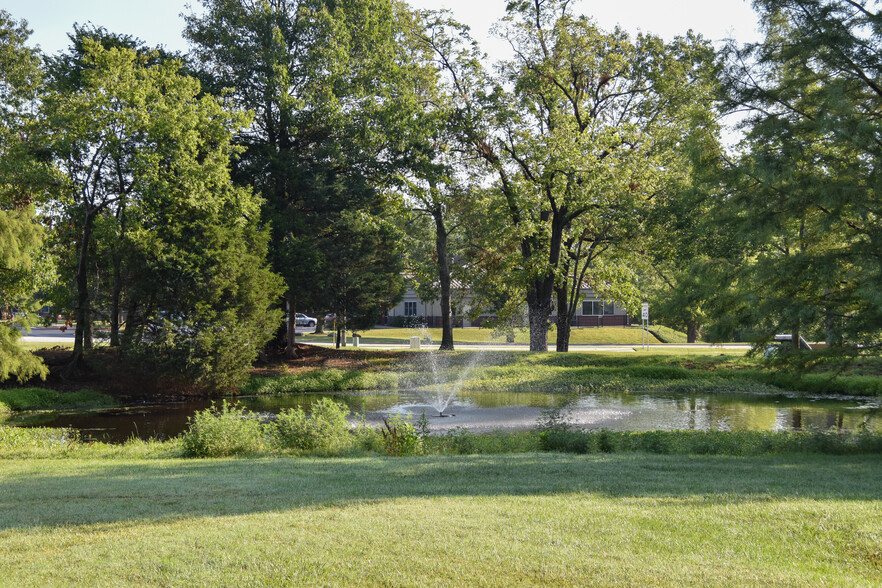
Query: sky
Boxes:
[{"xmin": 6, "ymin": 0, "xmax": 763, "ymax": 59}]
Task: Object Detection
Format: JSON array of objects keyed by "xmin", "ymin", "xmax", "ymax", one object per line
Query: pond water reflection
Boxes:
[{"xmin": 4, "ymin": 389, "xmax": 879, "ymax": 443}]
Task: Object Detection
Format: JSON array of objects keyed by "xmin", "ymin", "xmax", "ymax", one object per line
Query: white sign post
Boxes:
[{"xmin": 641, "ymin": 303, "xmax": 649, "ymax": 350}]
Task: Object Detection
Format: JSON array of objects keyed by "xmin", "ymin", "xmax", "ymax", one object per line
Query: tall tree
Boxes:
[
  {"xmin": 185, "ymin": 0, "xmax": 409, "ymax": 358},
  {"xmin": 42, "ymin": 41, "xmax": 282, "ymax": 384},
  {"xmin": 720, "ymin": 0, "xmax": 882, "ymax": 356},
  {"xmin": 0, "ymin": 10, "xmax": 50, "ymax": 382},
  {"xmin": 392, "ymin": 11, "xmax": 486, "ymax": 350},
  {"xmin": 640, "ymin": 109, "xmax": 735, "ymax": 344},
  {"xmin": 469, "ymin": 0, "xmax": 717, "ymax": 351},
  {"xmin": 42, "ymin": 24, "xmax": 182, "ymax": 348}
]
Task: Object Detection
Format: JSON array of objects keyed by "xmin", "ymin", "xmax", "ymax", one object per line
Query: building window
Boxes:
[
  {"xmin": 404, "ymin": 301, "xmax": 418, "ymax": 316},
  {"xmin": 582, "ymin": 300, "xmax": 602, "ymax": 316},
  {"xmin": 582, "ymin": 300, "xmax": 614, "ymax": 316}
]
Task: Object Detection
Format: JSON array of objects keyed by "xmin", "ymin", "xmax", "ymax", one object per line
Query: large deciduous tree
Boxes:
[
  {"xmin": 472, "ymin": 0, "xmax": 718, "ymax": 351},
  {"xmin": 392, "ymin": 11, "xmax": 486, "ymax": 350}
]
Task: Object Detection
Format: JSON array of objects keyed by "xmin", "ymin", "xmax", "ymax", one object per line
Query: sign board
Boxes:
[{"xmin": 641, "ymin": 303, "xmax": 649, "ymax": 321}]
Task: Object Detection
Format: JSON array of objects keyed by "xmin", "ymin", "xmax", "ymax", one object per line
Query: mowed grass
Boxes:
[
  {"xmin": 300, "ymin": 325, "xmax": 667, "ymax": 345},
  {"xmin": 0, "ymin": 453, "xmax": 880, "ymax": 586},
  {"xmin": 18, "ymin": 341, "xmax": 73, "ymax": 351}
]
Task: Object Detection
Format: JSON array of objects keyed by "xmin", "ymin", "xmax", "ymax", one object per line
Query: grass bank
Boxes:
[
  {"xmin": 19, "ymin": 341, "xmax": 73, "ymax": 351},
  {"xmin": 1, "ymin": 453, "xmax": 880, "ymax": 586},
  {"xmin": 0, "ymin": 387, "xmax": 117, "ymax": 414},
  {"xmin": 246, "ymin": 349, "xmax": 882, "ymax": 397}
]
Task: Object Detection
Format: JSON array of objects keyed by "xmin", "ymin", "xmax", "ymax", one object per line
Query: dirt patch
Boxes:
[{"xmin": 255, "ymin": 344, "xmax": 409, "ymax": 374}]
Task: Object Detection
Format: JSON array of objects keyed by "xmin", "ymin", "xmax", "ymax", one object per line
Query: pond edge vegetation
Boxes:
[{"xmin": 3, "ymin": 399, "xmax": 881, "ymax": 460}]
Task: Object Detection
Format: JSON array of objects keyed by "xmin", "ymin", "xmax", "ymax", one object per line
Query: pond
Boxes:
[{"xmin": 3, "ymin": 389, "xmax": 880, "ymax": 443}]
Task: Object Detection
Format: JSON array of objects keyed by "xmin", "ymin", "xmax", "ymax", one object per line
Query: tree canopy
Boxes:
[
  {"xmin": 0, "ymin": 10, "xmax": 49, "ymax": 382},
  {"xmin": 720, "ymin": 0, "xmax": 882, "ymax": 357}
]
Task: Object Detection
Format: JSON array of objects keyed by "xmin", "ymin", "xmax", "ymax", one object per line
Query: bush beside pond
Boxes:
[{"xmin": 539, "ymin": 428, "xmax": 882, "ymax": 456}]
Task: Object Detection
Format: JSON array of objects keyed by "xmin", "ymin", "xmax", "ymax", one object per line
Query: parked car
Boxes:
[{"xmin": 295, "ymin": 313, "xmax": 317, "ymax": 328}]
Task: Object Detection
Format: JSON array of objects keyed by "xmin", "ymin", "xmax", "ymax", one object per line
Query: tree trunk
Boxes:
[
  {"xmin": 109, "ymin": 202, "xmax": 127, "ymax": 347},
  {"xmin": 109, "ymin": 257, "xmax": 122, "ymax": 347},
  {"xmin": 686, "ymin": 322, "xmax": 699, "ymax": 344},
  {"xmin": 434, "ymin": 208, "xmax": 454, "ymax": 351},
  {"xmin": 123, "ymin": 298, "xmax": 137, "ymax": 343},
  {"xmin": 525, "ymin": 211, "xmax": 565, "ymax": 352},
  {"xmin": 555, "ymin": 283, "xmax": 570, "ymax": 352},
  {"xmin": 69, "ymin": 214, "xmax": 94, "ymax": 370},
  {"xmin": 526, "ymin": 280, "xmax": 553, "ymax": 352},
  {"xmin": 84, "ymin": 316, "xmax": 92, "ymax": 350},
  {"xmin": 285, "ymin": 293, "xmax": 297, "ymax": 359},
  {"xmin": 314, "ymin": 315, "xmax": 324, "ymax": 334}
]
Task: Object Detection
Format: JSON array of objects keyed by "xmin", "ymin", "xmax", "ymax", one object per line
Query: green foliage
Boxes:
[
  {"xmin": 0, "ymin": 425, "xmax": 80, "ymax": 452},
  {"xmin": 380, "ymin": 415, "xmax": 423, "ymax": 456},
  {"xmin": 0, "ymin": 325, "xmax": 47, "ymax": 383},
  {"xmin": 540, "ymin": 428, "xmax": 882, "ymax": 456},
  {"xmin": 39, "ymin": 38, "xmax": 284, "ymax": 389},
  {"xmin": 423, "ymin": 427, "xmax": 542, "ymax": 455},
  {"xmin": 388, "ymin": 315, "xmax": 426, "ymax": 329},
  {"xmin": 185, "ymin": 0, "xmax": 409, "ymax": 350},
  {"xmin": 271, "ymin": 399, "xmax": 351, "ymax": 453},
  {"xmin": 460, "ymin": 0, "xmax": 720, "ymax": 351},
  {"xmin": 717, "ymin": 0, "xmax": 882, "ymax": 356},
  {"xmin": 0, "ymin": 12, "xmax": 51, "ymax": 383},
  {"xmin": 180, "ymin": 399, "xmax": 382, "ymax": 457},
  {"xmin": 242, "ymin": 369, "xmax": 399, "ymax": 395},
  {"xmin": 0, "ymin": 387, "xmax": 116, "ymax": 411},
  {"xmin": 180, "ymin": 401, "xmax": 268, "ymax": 458}
]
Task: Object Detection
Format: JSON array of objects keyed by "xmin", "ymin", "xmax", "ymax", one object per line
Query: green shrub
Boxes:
[
  {"xmin": 388, "ymin": 315, "xmax": 426, "ymax": 328},
  {"xmin": 180, "ymin": 401, "xmax": 268, "ymax": 457},
  {"xmin": 272, "ymin": 398, "xmax": 352, "ymax": 452},
  {"xmin": 752, "ymin": 370, "xmax": 882, "ymax": 396},
  {"xmin": 0, "ymin": 425, "xmax": 79, "ymax": 451},
  {"xmin": 539, "ymin": 428, "xmax": 882, "ymax": 456},
  {"xmin": 0, "ymin": 400, "xmax": 10, "ymax": 414},
  {"xmin": 380, "ymin": 415, "xmax": 423, "ymax": 456},
  {"xmin": 425, "ymin": 428, "xmax": 541, "ymax": 455}
]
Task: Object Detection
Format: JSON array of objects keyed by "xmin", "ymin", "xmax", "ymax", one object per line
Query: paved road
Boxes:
[
  {"xmin": 308, "ymin": 340, "xmax": 752, "ymax": 352},
  {"xmin": 20, "ymin": 325, "xmax": 751, "ymax": 352},
  {"xmin": 18, "ymin": 326, "xmax": 76, "ymax": 343},
  {"xmin": 20, "ymin": 325, "xmax": 321, "ymax": 343}
]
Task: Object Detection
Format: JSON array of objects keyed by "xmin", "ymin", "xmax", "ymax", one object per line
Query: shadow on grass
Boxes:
[{"xmin": 1, "ymin": 453, "xmax": 880, "ymax": 530}]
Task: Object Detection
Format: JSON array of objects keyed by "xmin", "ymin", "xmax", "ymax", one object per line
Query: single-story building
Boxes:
[{"xmin": 383, "ymin": 283, "xmax": 633, "ymax": 328}]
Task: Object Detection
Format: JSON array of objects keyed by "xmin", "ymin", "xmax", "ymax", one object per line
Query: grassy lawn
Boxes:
[
  {"xmin": 299, "ymin": 325, "xmax": 668, "ymax": 345},
  {"xmin": 19, "ymin": 341, "xmax": 73, "ymax": 351},
  {"xmin": 1, "ymin": 453, "xmax": 880, "ymax": 586},
  {"xmin": 0, "ymin": 388, "xmax": 117, "ymax": 414}
]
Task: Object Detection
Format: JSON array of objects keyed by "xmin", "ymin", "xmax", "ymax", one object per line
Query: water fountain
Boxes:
[{"xmin": 408, "ymin": 325, "xmax": 481, "ymax": 418}]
